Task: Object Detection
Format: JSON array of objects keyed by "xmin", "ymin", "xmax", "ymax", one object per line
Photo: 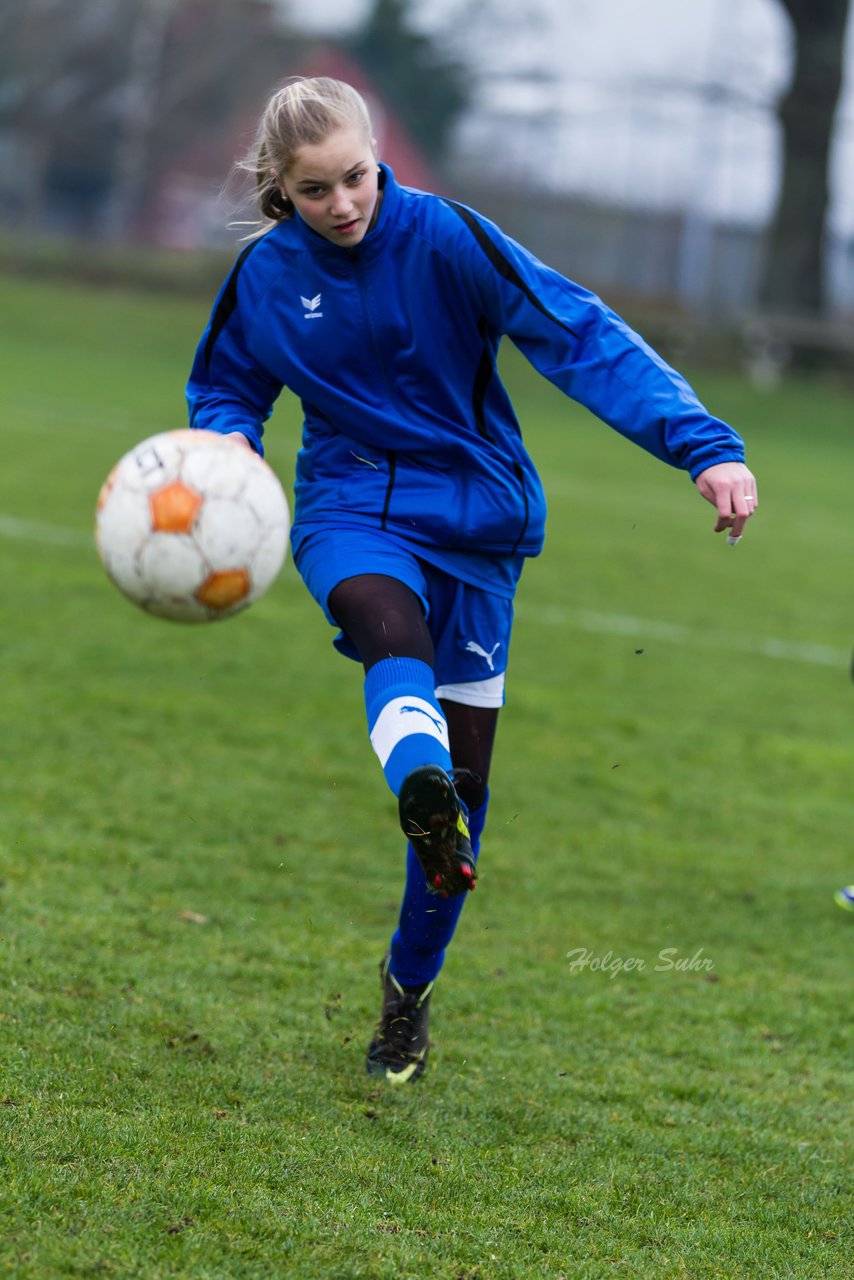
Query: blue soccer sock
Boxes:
[
  {"xmin": 364, "ymin": 657, "xmax": 452, "ymax": 796},
  {"xmin": 389, "ymin": 790, "xmax": 489, "ymax": 986}
]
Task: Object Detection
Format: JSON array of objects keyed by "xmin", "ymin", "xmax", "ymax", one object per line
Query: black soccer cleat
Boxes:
[
  {"xmin": 398, "ymin": 764, "xmax": 476, "ymax": 898},
  {"xmin": 366, "ymin": 954, "xmax": 433, "ymax": 1085}
]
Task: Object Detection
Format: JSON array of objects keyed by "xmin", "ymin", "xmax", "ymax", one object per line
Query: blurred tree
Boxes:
[
  {"xmin": 385, "ymin": 0, "xmax": 561, "ymax": 186},
  {"xmin": 760, "ymin": 0, "xmax": 852, "ymax": 314},
  {"xmin": 110, "ymin": 0, "xmax": 287, "ymax": 239},
  {"xmin": 346, "ymin": 0, "xmax": 469, "ymax": 164},
  {"xmin": 0, "ymin": 0, "xmax": 133, "ymax": 233},
  {"xmin": 0, "ymin": 0, "xmax": 289, "ymax": 240}
]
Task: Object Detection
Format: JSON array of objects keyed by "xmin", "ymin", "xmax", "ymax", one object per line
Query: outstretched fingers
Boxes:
[{"xmin": 695, "ymin": 461, "xmax": 758, "ymax": 543}]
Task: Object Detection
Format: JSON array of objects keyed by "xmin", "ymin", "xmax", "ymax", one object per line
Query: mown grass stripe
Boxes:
[{"xmin": 4, "ymin": 508, "xmax": 845, "ymax": 672}]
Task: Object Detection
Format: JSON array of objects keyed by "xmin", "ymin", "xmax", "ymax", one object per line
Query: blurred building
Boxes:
[{"xmin": 147, "ymin": 44, "xmax": 443, "ymax": 250}]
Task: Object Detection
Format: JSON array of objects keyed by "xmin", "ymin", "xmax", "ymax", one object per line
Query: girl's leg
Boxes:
[
  {"xmin": 328, "ymin": 572, "xmax": 434, "ymax": 671},
  {"xmin": 330, "ymin": 574, "xmax": 498, "ymax": 976},
  {"xmin": 328, "ymin": 573, "xmax": 454, "ymax": 794},
  {"xmin": 389, "ymin": 702, "xmax": 498, "ymax": 985},
  {"xmin": 440, "ymin": 701, "xmax": 498, "ymax": 812}
]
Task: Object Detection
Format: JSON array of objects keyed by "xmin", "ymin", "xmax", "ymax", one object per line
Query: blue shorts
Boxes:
[{"xmin": 292, "ymin": 527, "xmax": 514, "ymax": 707}]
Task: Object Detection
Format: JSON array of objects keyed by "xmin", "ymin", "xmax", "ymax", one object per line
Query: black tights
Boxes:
[{"xmin": 328, "ymin": 573, "xmax": 497, "ymax": 811}]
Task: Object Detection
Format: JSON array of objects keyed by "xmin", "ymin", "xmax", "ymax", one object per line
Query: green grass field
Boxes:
[{"xmin": 1, "ymin": 273, "xmax": 851, "ymax": 1279}]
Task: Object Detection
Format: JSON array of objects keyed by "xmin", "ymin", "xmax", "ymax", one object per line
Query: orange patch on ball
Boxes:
[
  {"xmin": 149, "ymin": 482, "xmax": 203, "ymax": 533},
  {"xmin": 195, "ymin": 568, "xmax": 251, "ymax": 610}
]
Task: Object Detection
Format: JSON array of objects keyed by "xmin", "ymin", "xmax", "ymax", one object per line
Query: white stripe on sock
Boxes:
[{"xmin": 369, "ymin": 696, "xmax": 450, "ymax": 768}]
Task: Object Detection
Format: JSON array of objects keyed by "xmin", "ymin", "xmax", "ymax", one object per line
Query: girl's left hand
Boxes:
[
  {"xmin": 225, "ymin": 431, "xmax": 253, "ymax": 450},
  {"xmin": 694, "ymin": 462, "xmax": 758, "ymax": 541}
]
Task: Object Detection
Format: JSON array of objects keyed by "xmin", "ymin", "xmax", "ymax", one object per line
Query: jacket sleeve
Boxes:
[
  {"xmin": 453, "ymin": 205, "xmax": 745, "ymax": 479},
  {"xmin": 185, "ymin": 246, "xmax": 284, "ymax": 456}
]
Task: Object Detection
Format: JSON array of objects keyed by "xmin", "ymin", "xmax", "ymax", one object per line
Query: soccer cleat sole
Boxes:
[{"xmin": 398, "ymin": 765, "xmax": 476, "ymax": 897}]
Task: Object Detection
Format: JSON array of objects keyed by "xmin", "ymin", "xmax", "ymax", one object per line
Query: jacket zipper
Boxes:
[
  {"xmin": 353, "ymin": 255, "xmax": 398, "ymax": 528},
  {"xmin": 352, "ymin": 256, "xmax": 525, "ymax": 550},
  {"xmin": 380, "ymin": 451, "xmax": 397, "ymax": 530}
]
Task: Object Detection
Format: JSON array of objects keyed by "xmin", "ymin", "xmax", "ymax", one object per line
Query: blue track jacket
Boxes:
[{"xmin": 187, "ymin": 165, "xmax": 745, "ymax": 559}]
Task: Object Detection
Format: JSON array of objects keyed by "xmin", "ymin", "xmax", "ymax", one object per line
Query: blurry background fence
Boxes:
[
  {"xmin": 452, "ymin": 184, "xmax": 854, "ymax": 319},
  {"xmin": 1, "ymin": 0, "xmax": 852, "ymax": 369}
]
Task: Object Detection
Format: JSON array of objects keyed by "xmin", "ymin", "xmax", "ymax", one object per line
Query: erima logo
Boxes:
[
  {"xmin": 465, "ymin": 640, "xmax": 501, "ymax": 671},
  {"xmin": 401, "ymin": 705, "xmax": 445, "ymax": 733},
  {"xmin": 301, "ymin": 293, "xmax": 323, "ymax": 319}
]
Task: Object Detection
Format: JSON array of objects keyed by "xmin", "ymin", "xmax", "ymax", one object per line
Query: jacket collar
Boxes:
[{"xmin": 291, "ymin": 163, "xmax": 400, "ymax": 265}]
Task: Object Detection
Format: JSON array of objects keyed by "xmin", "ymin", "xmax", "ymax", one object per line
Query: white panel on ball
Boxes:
[{"xmin": 195, "ymin": 497, "xmax": 261, "ymax": 566}]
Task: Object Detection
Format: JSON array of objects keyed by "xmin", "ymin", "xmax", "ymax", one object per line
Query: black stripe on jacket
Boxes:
[
  {"xmin": 203, "ymin": 238, "xmax": 266, "ymax": 372},
  {"xmin": 444, "ymin": 200, "xmax": 581, "ymax": 341},
  {"xmin": 471, "ymin": 316, "xmax": 495, "ymax": 441}
]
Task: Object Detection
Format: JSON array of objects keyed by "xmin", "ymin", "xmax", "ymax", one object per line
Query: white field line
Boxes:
[
  {"xmin": 521, "ymin": 604, "xmax": 850, "ymax": 671},
  {"xmin": 0, "ymin": 514, "xmax": 93, "ymax": 548},
  {"xmin": 2, "ymin": 513, "xmax": 848, "ymax": 671}
]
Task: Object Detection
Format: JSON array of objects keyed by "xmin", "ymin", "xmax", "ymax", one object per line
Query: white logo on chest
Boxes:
[{"xmin": 301, "ymin": 293, "xmax": 323, "ymax": 319}]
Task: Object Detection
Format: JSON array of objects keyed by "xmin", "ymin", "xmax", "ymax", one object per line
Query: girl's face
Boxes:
[{"xmin": 280, "ymin": 125, "xmax": 380, "ymax": 245}]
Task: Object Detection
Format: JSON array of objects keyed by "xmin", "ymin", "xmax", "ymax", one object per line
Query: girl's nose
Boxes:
[{"xmin": 330, "ymin": 185, "xmax": 354, "ymax": 216}]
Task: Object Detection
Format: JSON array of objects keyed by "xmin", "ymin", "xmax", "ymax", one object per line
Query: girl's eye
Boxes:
[{"xmin": 347, "ymin": 171, "xmax": 365, "ymax": 185}]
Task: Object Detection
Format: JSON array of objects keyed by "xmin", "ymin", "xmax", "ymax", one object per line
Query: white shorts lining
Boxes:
[{"xmin": 434, "ymin": 674, "xmax": 505, "ymax": 708}]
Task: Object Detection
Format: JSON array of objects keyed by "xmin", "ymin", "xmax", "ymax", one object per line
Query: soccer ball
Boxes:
[{"xmin": 95, "ymin": 429, "xmax": 289, "ymax": 622}]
